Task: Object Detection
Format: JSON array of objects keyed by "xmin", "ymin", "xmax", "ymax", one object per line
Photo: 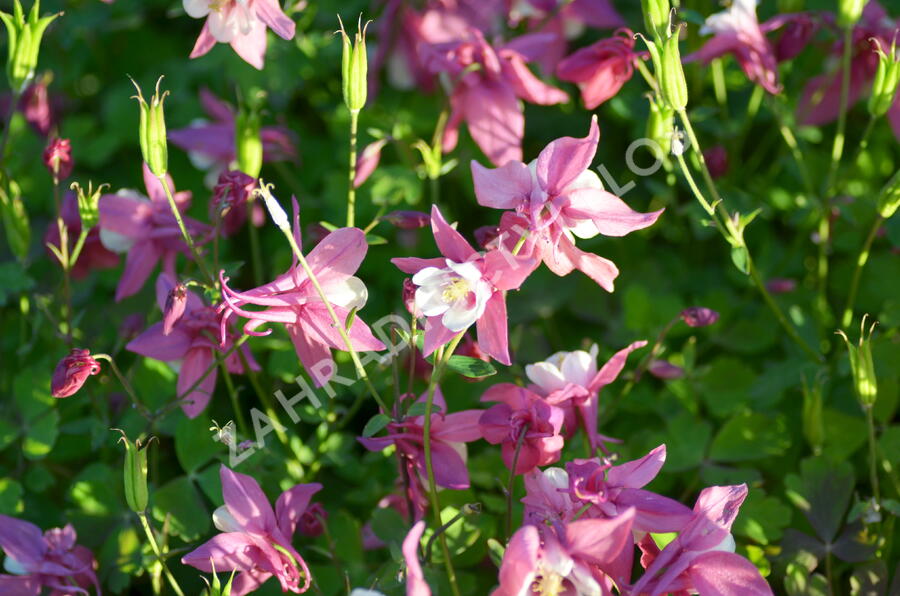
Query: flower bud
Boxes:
[
  {"xmin": 339, "ymin": 16, "xmax": 369, "ymax": 113},
  {"xmin": 115, "ymin": 430, "xmax": 151, "ymax": 513},
  {"xmin": 42, "ymin": 136, "xmax": 72, "ymax": 181},
  {"xmin": 298, "ymin": 502, "xmax": 327, "ymax": 537},
  {"xmin": 837, "ymin": 317, "xmax": 878, "ymax": 407},
  {"xmin": 837, "ymin": 0, "xmax": 865, "ymax": 28},
  {"xmin": 703, "ymin": 145, "xmax": 729, "ymax": 179},
  {"xmin": 70, "ymin": 180, "xmax": 105, "ymax": 231},
  {"xmin": 648, "ymin": 359, "xmax": 684, "ymax": 380},
  {"xmin": 877, "ymin": 168, "xmax": 900, "ymax": 219},
  {"xmin": 801, "ymin": 374, "xmax": 825, "ymax": 453},
  {"xmin": 0, "ymin": 0, "xmax": 60, "ymax": 92},
  {"xmin": 235, "ymin": 95, "xmax": 264, "ymax": 179},
  {"xmin": 766, "ymin": 277, "xmax": 797, "ymax": 294},
  {"xmin": 640, "ymin": 0, "xmax": 670, "ymax": 41},
  {"xmin": 474, "ymin": 225, "xmax": 500, "ymax": 249},
  {"xmin": 163, "ymin": 283, "xmax": 188, "ymax": 336},
  {"xmin": 51, "ymin": 348, "xmax": 101, "ymax": 398},
  {"xmin": 354, "ymin": 138, "xmax": 387, "ymax": 187},
  {"xmin": 403, "ymin": 278, "xmax": 421, "ymax": 318},
  {"xmin": 21, "ymin": 77, "xmax": 52, "ymax": 136},
  {"xmin": 131, "ymin": 76, "xmax": 169, "ymax": 177},
  {"xmin": 213, "ymin": 169, "xmax": 257, "ymax": 236},
  {"xmin": 869, "ymin": 39, "xmax": 900, "ymax": 119},
  {"xmin": 383, "ymin": 210, "xmax": 429, "ymax": 230},
  {"xmin": 680, "ymin": 306, "xmax": 719, "ymax": 327},
  {"xmin": 660, "ymin": 28, "xmax": 688, "ymax": 110},
  {"xmin": 255, "ymin": 180, "xmax": 289, "ymax": 231}
]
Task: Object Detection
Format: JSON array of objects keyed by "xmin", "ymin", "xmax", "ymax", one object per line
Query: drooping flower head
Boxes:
[
  {"xmin": 392, "ymin": 205, "xmax": 534, "ymax": 365},
  {"xmin": 182, "ymin": 466, "xmax": 321, "ymax": 595},
  {"xmin": 556, "ymin": 29, "xmax": 638, "ymax": 110},
  {"xmin": 472, "ymin": 116, "xmax": 663, "ymax": 290},
  {"xmin": 51, "ymin": 349, "xmax": 101, "ymax": 398},
  {"xmin": 0, "ymin": 515, "xmax": 101, "ymax": 595}
]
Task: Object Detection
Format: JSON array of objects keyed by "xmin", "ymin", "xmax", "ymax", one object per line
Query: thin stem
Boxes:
[
  {"xmin": 247, "ymin": 198, "xmax": 264, "ymax": 286},
  {"xmin": 825, "ymin": 27, "xmax": 855, "ymax": 195},
  {"xmin": 865, "ymin": 405, "xmax": 881, "ymax": 505},
  {"xmin": 94, "ymin": 354, "xmax": 151, "ymax": 418},
  {"xmin": 347, "ymin": 110, "xmax": 360, "ymax": 227},
  {"xmin": 710, "ymin": 58, "xmax": 729, "ymax": 120},
  {"xmin": 138, "ymin": 512, "xmax": 186, "ymax": 596},
  {"xmin": 767, "ymin": 97, "xmax": 814, "ymax": 195},
  {"xmin": 217, "ymin": 352, "xmax": 249, "ymax": 436},
  {"xmin": 677, "ymin": 110, "xmax": 725, "ymax": 209},
  {"xmin": 157, "ymin": 175, "xmax": 215, "ymax": 286},
  {"xmin": 282, "ymin": 227, "xmax": 389, "ymax": 413},
  {"xmin": 505, "ymin": 423, "xmax": 529, "ymax": 540},
  {"xmin": 422, "ymin": 332, "xmax": 465, "ymax": 596},
  {"xmin": 841, "ymin": 215, "xmax": 883, "ymax": 328},
  {"xmin": 236, "ymin": 347, "xmax": 294, "ymax": 452},
  {"xmin": 634, "ymin": 57, "xmax": 659, "ymax": 95},
  {"xmin": 68, "ymin": 228, "xmax": 90, "ymax": 270}
]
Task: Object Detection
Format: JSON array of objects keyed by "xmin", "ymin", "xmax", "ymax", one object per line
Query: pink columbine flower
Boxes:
[
  {"xmin": 764, "ymin": 12, "xmax": 819, "ymax": 62},
  {"xmin": 183, "ymin": 0, "xmax": 296, "ymax": 69},
  {"xmin": 182, "ymin": 466, "xmax": 321, "ymax": 596},
  {"xmin": 169, "ymin": 89, "xmax": 296, "ymax": 179},
  {"xmin": 631, "ymin": 484, "xmax": 773, "ymax": 596},
  {"xmin": 128, "ymin": 274, "xmax": 258, "ymax": 418},
  {"xmin": 219, "ymin": 208, "xmax": 385, "ymax": 386},
  {"xmin": 359, "ymin": 389, "xmax": 482, "ymax": 492},
  {"xmin": 556, "ymin": 29, "xmax": 638, "ymax": 110},
  {"xmin": 98, "ymin": 163, "xmax": 212, "ymax": 301},
  {"xmin": 473, "ymin": 116, "xmax": 663, "ymax": 291},
  {"xmin": 683, "ymin": 0, "xmax": 782, "ymax": 94},
  {"xmin": 525, "ymin": 341, "xmax": 646, "ymax": 452},
  {"xmin": 44, "ymin": 191, "xmax": 120, "ymax": 279},
  {"xmin": 392, "ymin": 205, "xmax": 535, "ymax": 365},
  {"xmin": 426, "ymin": 29, "xmax": 568, "ymax": 166},
  {"xmin": 0, "ymin": 515, "xmax": 101, "ymax": 595},
  {"xmin": 479, "ymin": 383, "xmax": 565, "ymax": 474},
  {"xmin": 402, "ymin": 521, "xmax": 431, "ymax": 596},
  {"xmin": 212, "ymin": 170, "xmax": 258, "ymax": 236},
  {"xmin": 681, "ymin": 306, "xmax": 720, "ymax": 327},
  {"xmin": 51, "ymin": 348, "xmax": 101, "ymax": 398},
  {"xmin": 162, "ymin": 281, "xmax": 188, "ymax": 335},
  {"xmin": 20, "ymin": 79, "xmax": 54, "ymax": 136},
  {"xmin": 43, "ymin": 137, "xmax": 73, "ymax": 180},
  {"xmin": 492, "ymin": 510, "xmax": 636, "ymax": 595}
]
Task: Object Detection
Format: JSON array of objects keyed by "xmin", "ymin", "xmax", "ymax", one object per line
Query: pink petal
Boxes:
[
  {"xmin": 690, "ymin": 551, "xmax": 774, "ymax": 596},
  {"xmin": 287, "ymin": 321, "xmax": 333, "ymax": 386},
  {"xmin": 189, "ymin": 22, "xmax": 217, "ymax": 60},
  {"xmin": 230, "ymin": 20, "xmax": 267, "ymax": 70},
  {"xmin": 565, "ymin": 188, "xmax": 664, "ymax": 236},
  {"xmin": 305, "ymin": 228, "xmax": 368, "ymax": 285},
  {"xmin": 589, "ymin": 340, "xmax": 647, "ymax": 391},
  {"xmin": 181, "ymin": 531, "xmax": 261, "ymax": 572},
  {"xmin": 434, "ymin": 410, "xmax": 484, "ymax": 442},
  {"xmin": 555, "ymin": 235, "xmax": 619, "ymax": 291},
  {"xmin": 428, "ymin": 440, "xmax": 470, "ymax": 489},
  {"xmin": 116, "ymin": 240, "xmax": 161, "ymax": 301},
  {"xmin": 471, "ymin": 159, "xmax": 533, "ymax": 210},
  {"xmin": 483, "ymin": 248, "xmax": 538, "ymax": 291},
  {"xmin": 566, "ymin": 508, "xmax": 636, "ymax": 584},
  {"xmin": 0, "ymin": 514, "xmax": 45, "ymax": 566},
  {"xmin": 220, "ymin": 465, "xmax": 278, "ymax": 534},
  {"xmin": 615, "ymin": 488, "xmax": 694, "ymax": 533},
  {"xmin": 402, "ymin": 521, "xmax": 431, "ymax": 596},
  {"xmin": 475, "ymin": 291, "xmax": 510, "ymax": 365},
  {"xmin": 178, "ymin": 346, "xmax": 217, "ymax": 418},
  {"xmin": 607, "ymin": 444, "xmax": 666, "ymax": 489},
  {"xmin": 126, "ymin": 322, "xmax": 192, "ymax": 362},
  {"xmin": 460, "ymin": 77, "xmax": 524, "ymax": 167},
  {"xmin": 430, "ymin": 205, "xmax": 477, "ymax": 263},
  {"xmin": 536, "ymin": 115, "xmax": 599, "ymax": 195},
  {"xmin": 275, "ymin": 483, "xmax": 323, "ymax": 537},
  {"xmin": 494, "ymin": 525, "xmax": 539, "ymax": 595},
  {"xmin": 254, "ymin": 0, "xmax": 295, "ymax": 40},
  {"xmin": 501, "ymin": 54, "xmax": 568, "ymax": 105},
  {"xmin": 391, "ymin": 256, "xmax": 448, "ymax": 275},
  {"xmin": 422, "ymin": 316, "xmax": 459, "ymax": 357}
]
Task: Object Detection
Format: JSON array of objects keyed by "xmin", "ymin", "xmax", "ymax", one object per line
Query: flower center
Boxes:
[
  {"xmin": 532, "ymin": 568, "xmax": 565, "ymax": 595},
  {"xmin": 441, "ymin": 276, "xmax": 471, "ymax": 304}
]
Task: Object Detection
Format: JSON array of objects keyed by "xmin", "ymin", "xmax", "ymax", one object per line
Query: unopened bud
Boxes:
[
  {"xmin": 51, "ymin": 348, "xmax": 101, "ymax": 398},
  {"xmin": 298, "ymin": 502, "xmax": 327, "ymax": 537},
  {"xmin": 43, "ymin": 137, "xmax": 72, "ymax": 181},
  {"xmin": 0, "ymin": 0, "xmax": 60, "ymax": 92},
  {"xmin": 254, "ymin": 180, "xmax": 289, "ymax": 231},
  {"xmin": 648, "ymin": 359, "xmax": 684, "ymax": 380},
  {"xmin": 354, "ymin": 139, "xmax": 387, "ymax": 187},
  {"xmin": 235, "ymin": 92, "xmax": 264, "ymax": 178},
  {"xmin": 131, "ymin": 76, "xmax": 169, "ymax": 177},
  {"xmin": 837, "ymin": 0, "xmax": 865, "ymax": 28},
  {"xmin": 680, "ymin": 306, "xmax": 719, "ymax": 327},
  {"xmin": 163, "ymin": 283, "xmax": 188, "ymax": 335},
  {"xmin": 703, "ymin": 145, "xmax": 729, "ymax": 179},
  {"xmin": 869, "ymin": 39, "xmax": 900, "ymax": 119},
  {"xmin": 115, "ymin": 429, "xmax": 151, "ymax": 513},
  {"xmin": 837, "ymin": 316, "xmax": 878, "ymax": 407},
  {"xmin": 339, "ymin": 16, "xmax": 369, "ymax": 113},
  {"xmin": 640, "ymin": 0, "xmax": 670, "ymax": 41},
  {"xmin": 877, "ymin": 168, "xmax": 900, "ymax": 219},
  {"xmin": 383, "ymin": 210, "xmax": 429, "ymax": 230},
  {"xmin": 660, "ymin": 28, "xmax": 688, "ymax": 110}
]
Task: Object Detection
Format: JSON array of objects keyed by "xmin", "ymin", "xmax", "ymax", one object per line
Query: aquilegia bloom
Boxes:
[
  {"xmin": 392, "ymin": 205, "xmax": 534, "ymax": 364},
  {"xmin": 99, "ymin": 163, "xmax": 212, "ymax": 301},
  {"xmin": 472, "ymin": 116, "xmax": 663, "ymax": 291},
  {"xmin": 51, "ymin": 348, "xmax": 102, "ymax": 398},
  {"xmin": 183, "ymin": 0, "xmax": 296, "ymax": 69},
  {"xmin": 182, "ymin": 466, "xmax": 321, "ymax": 595},
  {"xmin": 556, "ymin": 29, "xmax": 638, "ymax": 110},
  {"xmin": 631, "ymin": 484, "xmax": 773, "ymax": 596},
  {"xmin": 220, "ymin": 204, "xmax": 385, "ymax": 385},
  {"xmin": 0, "ymin": 515, "xmax": 100, "ymax": 595},
  {"xmin": 127, "ymin": 274, "xmax": 258, "ymax": 418}
]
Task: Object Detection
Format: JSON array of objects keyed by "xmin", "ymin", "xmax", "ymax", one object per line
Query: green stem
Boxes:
[
  {"xmin": 94, "ymin": 354, "xmax": 151, "ymax": 418},
  {"xmin": 0, "ymin": 89, "xmax": 19, "ymax": 163},
  {"xmin": 825, "ymin": 27, "xmax": 855, "ymax": 195},
  {"xmin": 68, "ymin": 228, "xmax": 90, "ymax": 270},
  {"xmin": 767, "ymin": 97, "xmax": 814, "ymax": 195},
  {"xmin": 710, "ymin": 58, "xmax": 729, "ymax": 120},
  {"xmin": 505, "ymin": 423, "xmax": 529, "ymax": 540},
  {"xmin": 138, "ymin": 512, "xmax": 186, "ymax": 596},
  {"xmin": 865, "ymin": 405, "xmax": 881, "ymax": 505},
  {"xmin": 247, "ymin": 198, "xmax": 264, "ymax": 286},
  {"xmin": 422, "ymin": 332, "xmax": 465, "ymax": 596},
  {"xmin": 347, "ymin": 110, "xmax": 360, "ymax": 227},
  {"xmin": 217, "ymin": 351, "xmax": 249, "ymax": 436},
  {"xmin": 841, "ymin": 215, "xmax": 882, "ymax": 328},
  {"xmin": 634, "ymin": 57, "xmax": 659, "ymax": 95},
  {"xmin": 157, "ymin": 175, "xmax": 215, "ymax": 286}
]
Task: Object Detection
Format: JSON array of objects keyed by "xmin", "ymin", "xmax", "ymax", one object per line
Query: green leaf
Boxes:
[
  {"xmin": 0, "ymin": 418, "xmax": 19, "ymax": 452},
  {"xmin": 821, "ymin": 409, "xmax": 867, "ymax": 461},
  {"xmin": 370, "ymin": 506, "xmax": 407, "ymax": 546},
  {"xmin": 730, "ymin": 245, "xmax": 750, "ymax": 274},
  {"xmin": 445, "ymin": 355, "xmax": 497, "ymax": 378},
  {"xmin": 697, "ymin": 357, "xmax": 756, "ymax": 418},
  {"xmin": 0, "ymin": 261, "xmax": 34, "ymax": 307},
  {"xmin": 784, "ymin": 456, "xmax": 854, "ymax": 543},
  {"xmin": 733, "ymin": 491, "xmax": 792, "ymax": 545},
  {"xmin": 362, "ymin": 413, "xmax": 391, "ymax": 438},
  {"xmin": 69, "ymin": 463, "xmax": 120, "ymax": 516},
  {"xmin": 365, "ymin": 234, "xmax": 387, "ymax": 245},
  {"xmin": 151, "ymin": 476, "xmax": 210, "ymax": 541},
  {"xmin": 664, "ymin": 413, "xmax": 711, "ymax": 471},
  {"xmin": 0, "ymin": 478, "xmax": 23, "ymax": 514},
  {"xmin": 407, "ymin": 402, "xmax": 441, "ymax": 417},
  {"xmin": 175, "ymin": 414, "xmax": 222, "ymax": 473},
  {"xmin": 23, "ymin": 409, "xmax": 59, "ymax": 460},
  {"xmin": 709, "ymin": 412, "xmax": 790, "ymax": 462}
]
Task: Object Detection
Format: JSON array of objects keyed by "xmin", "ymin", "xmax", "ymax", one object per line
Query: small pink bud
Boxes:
[
  {"xmin": 681, "ymin": 307, "xmax": 720, "ymax": 327},
  {"xmin": 163, "ymin": 283, "xmax": 188, "ymax": 335},
  {"xmin": 298, "ymin": 502, "xmax": 327, "ymax": 537},
  {"xmin": 20, "ymin": 80, "xmax": 52, "ymax": 136},
  {"xmin": 766, "ymin": 277, "xmax": 797, "ymax": 294},
  {"xmin": 51, "ymin": 349, "xmax": 101, "ymax": 398},
  {"xmin": 212, "ymin": 170, "xmax": 257, "ymax": 236},
  {"xmin": 43, "ymin": 137, "xmax": 73, "ymax": 181},
  {"xmin": 703, "ymin": 145, "xmax": 728, "ymax": 179},
  {"xmin": 648, "ymin": 360, "xmax": 685, "ymax": 380},
  {"xmin": 474, "ymin": 225, "xmax": 500, "ymax": 249},
  {"xmin": 403, "ymin": 278, "xmax": 421, "ymax": 318},
  {"xmin": 354, "ymin": 139, "xmax": 387, "ymax": 188},
  {"xmin": 383, "ymin": 210, "xmax": 430, "ymax": 230}
]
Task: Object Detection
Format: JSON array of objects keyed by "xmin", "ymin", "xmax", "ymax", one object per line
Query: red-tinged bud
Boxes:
[
  {"xmin": 403, "ymin": 278, "xmax": 421, "ymax": 318},
  {"xmin": 648, "ymin": 359, "xmax": 684, "ymax": 380},
  {"xmin": 163, "ymin": 283, "xmax": 188, "ymax": 335},
  {"xmin": 354, "ymin": 139, "xmax": 387, "ymax": 188},
  {"xmin": 43, "ymin": 137, "xmax": 72, "ymax": 180},
  {"xmin": 20, "ymin": 78, "xmax": 52, "ymax": 136},
  {"xmin": 297, "ymin": 502, "xmax": 327, "ymax": 537},
  {"xmin": 51, "ymin": 348, "xmax": 101, "ymax": 398},
  {"xmin": 766, "ymin": 277, "xmax": 797, "ymax": 294},
  {"xmin": 703, "ymin": 145, "xmax": 729, "ymax": 179},
  {"xmin": 474, "ymin": 225, "xmax": 500, "ymax": 249},
  {"xmin": 383, "ymin": 210, "xmax": 429, "ymax": 230},
  {"xmin": 680, "ymin": 307, "xmax": 719, "ymax": 327},
  {"xmin": 212, "ymin": 169, "xmax": 257, "ymax": 236}
]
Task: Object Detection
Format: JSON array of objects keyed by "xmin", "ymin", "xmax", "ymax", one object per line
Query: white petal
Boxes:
[
  {"xmin": 416, "ymin": 285, "xmax": 449, "ymax": 317},
  {"xmin": 568, "ymin": 218, "xmax": 600, "ymax": 239},
  {"xmin": 182, "ymin": 0, "xmax": 210, "ymax": 18},
  {"xmin": 567, "ymin": 168, "xmax": 604, "ymax": 191},
  {"xmin": 323, "ymin": 276, "xmax": 368, "ymax": 310},
  {"xmin": 446, "ymin": 259, "xmax": 484, "ymax": 283},
  {"xmin": 208, "ymin": 8, "xmax": 238, "ymax": 42},
  {"xmin": 441, "ymin": 300, "xmax": 479, "ymax": 332},
  {"xmin": 560, "ymin": 350, "xmax": 597, "ymax": 387},
  {"xmin": 525, "ymin": 361, "xmax": 567, "ymax": 393},
  {"xmin": 99, "ymin": 227, "xmax": 136, "ymax": 254},
  {"xmin": 412, "ymin": 266, "xmax": 447, "ymax": 286},
  {"xmin": 212, "ymin": 505, "xmax": 243, "ymax": 533},
  {"xmin": 3, "ymin": 555, "xmax": 28, "ymax": 575}
]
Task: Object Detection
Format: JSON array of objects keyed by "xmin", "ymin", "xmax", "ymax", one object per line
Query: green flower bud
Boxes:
[
  {"xmin": 646, "ymin": 95, "xmax": 675, "ymax": 156},
  {"xmin": 876, "ymin": 168, "xmax": 900, "ymax": 219},
  {"xmin": 339, "ymin": 16, "xmax": 368, "ymax": 113},
  {"xmin": 660, "ymin": 27, "xmax": 688, "ymax": 111},
  {"xmin": 837, "ymin": 0, "xmax": 865, "ymax": 28},
  {"xmin": 801, "ymin": 374, "xmax": 825, "ymax": 453},
  {"xmin": 0, "ymin": 0, "xmax": 60, "ymax": 92},
  {"xmin": 868, "ymin": 39, "xmax": 900, "ymax": 119},
  {"xmin": 131, "ymin": 76, "xmax": 169, "ymax": 177},
  {"xmin": 70, "ymin": 181, "xmax": 107, "ymax": 231},
  {"xmin": 235, "ymin": 93, "xmax": 264, "ymax": 179},
  {"xmin": 115, "ymin": 429, "xmax": 151, "ymax": 513},
  {"xmin": 640, "ymin": 0, "xmax": 670, "ymax": 41},
  {"xmin": 837, "ymin": 316, "xmax": 878, "ymax": 408}
]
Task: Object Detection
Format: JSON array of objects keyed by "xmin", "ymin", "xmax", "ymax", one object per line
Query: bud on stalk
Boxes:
[
  {"xmin": 837, "ymin": 316, "xmax": 879, "ymax": 408},
  {"xmin": 339, "ymin": 16, "xmax": 369, "ymax": 113},
  {"xmin": 131, "ymin": 77, "xmax": 169, "ymax": 177},
  {"xmin": 837, "ymin": 0, "xmax": 865, "ymax": 28},
  {"xmin": 646, "ymin": 95, "xmax": 674, "ymax": 157},
  {"xmin": 660, "ymin": 28, "xmax": 688, "ymax": 111},
  {"xmin": 868, "ymin": 39, "xmax": 900, "ymax": 119},
  {"xmin": 235, "ymin": 95, "xmax": 264, "ymax": 178},
  {"xmin": 640, "ymin": 0, "xmax": 670, "ymax": 42},
  {"xmin": 876, "ymin": 168, "xmax": 900, "ymax": 219},
  {"xmin": 70, "ymin": 180, "xmax": 105, "ymax": 231}
]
